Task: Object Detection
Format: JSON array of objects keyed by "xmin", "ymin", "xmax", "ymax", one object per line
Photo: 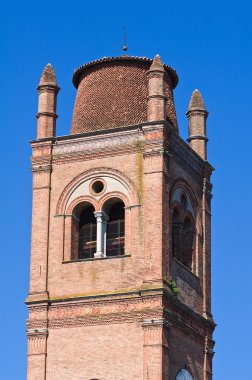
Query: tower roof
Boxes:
[
  {"xmin": 70, "ymin": 55, "xmax": 178, "ymax": 134},
  {"xmin": 72, "ymin": 56, "xmax": 178, "ymax": 88},
  {"xmin": 188, "ymin": 89, "xmax": 206, "ymax": 111},
  {"xmin": 39, "ymin": 63, "xmax": 57, "ymax": 86}
]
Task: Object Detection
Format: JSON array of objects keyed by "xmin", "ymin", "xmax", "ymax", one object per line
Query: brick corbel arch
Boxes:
[{"xmin": 56, "ymin": 167, "xmax": 140, "ymax": 216}]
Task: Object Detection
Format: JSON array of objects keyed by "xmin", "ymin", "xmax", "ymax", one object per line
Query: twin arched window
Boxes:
[{"xmin": 72, "ymin": 198, "xmax": 125, "ymax": 260}]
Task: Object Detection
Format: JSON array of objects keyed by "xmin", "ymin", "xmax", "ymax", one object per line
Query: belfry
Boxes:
[{"xmin": 26, "ymin": 55, "xmax": 215, "ymax": 379}]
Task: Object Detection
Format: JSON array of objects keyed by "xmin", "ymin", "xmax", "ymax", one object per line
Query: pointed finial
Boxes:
[
  {"xmin": 150, "ymin": 54, "xmax": 164, "ymax": 71},
  {"xmin": 123, "ymin": 27, "xmax": 128, "ymax": 56},
  {"xmin": 188, "ymin": 89, "xmax": 206, "ymax": 111},
  {"xmin": 39, "ymin": 63, "xmax": 57, "ymax": 86}
]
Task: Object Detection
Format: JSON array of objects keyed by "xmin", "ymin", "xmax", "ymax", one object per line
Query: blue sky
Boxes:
[{"xmin": 1, "ymin": 0, "xmax": 251, "ymax": 378}]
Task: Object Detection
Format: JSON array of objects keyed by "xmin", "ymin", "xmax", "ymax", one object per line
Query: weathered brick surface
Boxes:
[{"xmin": 46, "ymin": 324, "xmax": 143, "ymax": 380}]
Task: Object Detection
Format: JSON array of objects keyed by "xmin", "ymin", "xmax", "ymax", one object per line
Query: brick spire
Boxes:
[
  {"xmin": 147, "ymin": 54, "xmax": 165, "ymax": 122},
  {"xmin": 186, "ymin": 89, "xmax": 208, "ymax": 160},
  {"xmin": 36, "ymin": 64, "xmax": 60, "ymax": 139}
]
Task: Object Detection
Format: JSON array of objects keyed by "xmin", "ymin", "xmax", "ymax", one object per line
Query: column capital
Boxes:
[{"xmin": 94, "ymin": 211, "xmax": 109, "ymax": 221}]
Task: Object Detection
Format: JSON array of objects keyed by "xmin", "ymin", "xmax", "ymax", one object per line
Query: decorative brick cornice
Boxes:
[
  {"xmin": 48, "ymin": 310, "xmax": 163, "ymax": 329},
  {"xmin": 54, "ymin": 129, "xmax": 142, "ymax": 154},
  {"xmin": 52, "ymin": 147, "xmax": 135, "ymax": 165}
]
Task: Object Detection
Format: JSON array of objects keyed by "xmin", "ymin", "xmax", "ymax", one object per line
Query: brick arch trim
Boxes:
[
  {"xmin": 56, "ymin": 167, "xmax": 140, "ymax": 215},
  {"xmin": 66, "ymin": 196, "xmax": 99, "ymax": 214},
  {"xmin": 170, "ymin": 178, "xmax": 198, "ymax": 214},
  {"xmin": 99, "ymin": 191, "xmax": 130, "ymax": 210}
]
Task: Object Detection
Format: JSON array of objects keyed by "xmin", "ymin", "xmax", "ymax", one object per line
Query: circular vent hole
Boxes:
[{"xmin": 92, "ymin": 180, "xmax": 104, "ymax": 194}]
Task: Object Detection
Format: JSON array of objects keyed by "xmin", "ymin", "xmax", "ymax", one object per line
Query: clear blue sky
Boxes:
[{"xmin": 1, "ymin": 0, "xmax": 251, "ymax": 378}]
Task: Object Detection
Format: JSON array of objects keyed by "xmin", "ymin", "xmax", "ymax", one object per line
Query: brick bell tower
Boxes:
[{"xmin": 26, "ymin": 55, "xmax": 215, "ymax": 380}]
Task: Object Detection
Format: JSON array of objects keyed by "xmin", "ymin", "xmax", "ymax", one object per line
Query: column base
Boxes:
[{"xmin": 94, "ymin": 251, "xmax": 105, "ymax": 258}]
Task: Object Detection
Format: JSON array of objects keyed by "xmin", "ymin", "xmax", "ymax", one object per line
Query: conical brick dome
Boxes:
[{"xmin": 71, "ymin": 56, "xmax": 178, "ymax": 134}]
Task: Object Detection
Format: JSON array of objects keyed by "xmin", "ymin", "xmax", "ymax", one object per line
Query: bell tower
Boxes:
[{"xmin": 26, "ymin": 55, "xmax": 215, "ymax": 379}]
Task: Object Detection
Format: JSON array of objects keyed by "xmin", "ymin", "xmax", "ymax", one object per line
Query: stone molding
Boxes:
[
  {"xmin": 37, "ymin": 84, "xmax": 60, "ymax": 94},
  {"xmin": 36, "ymin": 111, "xmax": 58, "ymax": 119},
  {"xmin": 186, "ymin": 109, "xmax": 208, "ymax": 119},
  {"xmin": 187, "ymin": 134, "xmax": 208, "ymax": 142},
  {"xmin": 31, "ymin": 164, "xmax": 52, "ymax": 174}
]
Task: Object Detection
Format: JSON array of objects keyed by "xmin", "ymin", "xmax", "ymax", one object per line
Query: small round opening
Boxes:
[{"xmin": 91, "ymin": 180, "xmax": 104, "ymax": 194}]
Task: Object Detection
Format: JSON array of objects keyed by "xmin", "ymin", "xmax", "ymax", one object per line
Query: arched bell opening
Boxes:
[
  {"xmin": 102, "ymin": 198, "xmax": 125, "ymax": 257},
  {"xmin": 72, "ymin": 202, "xmax": 96, "ymax": 260}
]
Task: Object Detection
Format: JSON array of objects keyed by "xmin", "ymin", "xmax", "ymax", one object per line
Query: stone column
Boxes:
[{"xmin": 94, "ymin": 211, "xmax": 108, "ymax": 258}]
